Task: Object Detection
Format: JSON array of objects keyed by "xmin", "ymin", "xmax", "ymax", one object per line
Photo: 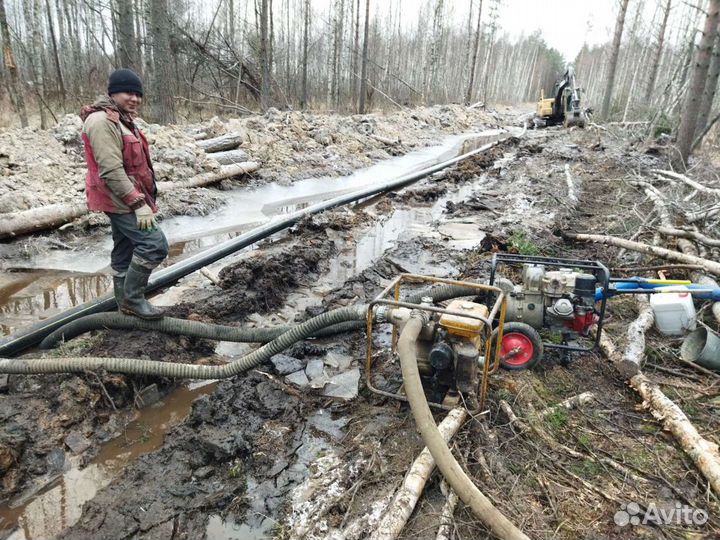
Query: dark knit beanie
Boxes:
[{"xmin": 108, "ymin": 69, "xmax": 144, "ymax": 97}]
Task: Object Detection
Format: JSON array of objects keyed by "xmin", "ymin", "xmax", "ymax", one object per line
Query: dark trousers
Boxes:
[{"xmin": 106, "ymin": 212, "xmax": 169, "ymax": 274}]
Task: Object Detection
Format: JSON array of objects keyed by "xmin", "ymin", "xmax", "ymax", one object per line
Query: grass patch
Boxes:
[
  {"xmin": 495, "ymin": 388, "xmax": 514, "ymax": 402},
  {"xmin": 546, "ymin": 408, "xmax": 569, "ymax": 430},
  {"xmin": 228, "ymin": 461, "xmax": 244, "ymax": 479},
  {"xmin": 577, "ymin": 432, "xmax": 592, "ymax": 448},
  {"xmin": 640, "ymin": 423, "xmax": 658, "ymax": 435},
  {"xmin": 570, "ymin": 459, "xmax": 603, "ymax": 479},
  {"xmin": 509, "ymin": 230, "xmax": 540, "ymax": 256}
]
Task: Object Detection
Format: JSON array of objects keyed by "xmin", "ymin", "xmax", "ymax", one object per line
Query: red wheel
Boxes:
[{"xmin": 492, "ymin": 322, "xmax": 543, "ymax": 370}]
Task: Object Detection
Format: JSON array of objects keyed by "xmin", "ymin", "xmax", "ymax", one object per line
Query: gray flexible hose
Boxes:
[
  {"xmin": 39, "ymin": 313, "xmax": 365, "ymax": 349},
  {"xmin": 0, "ymin": 304, "xmax": 368, "ymax": 378},
  {"xmin": 406, "ymin": 284, "xmax": 479, "ymax": 304},
  {"xmin": 397, "ymin": 312, "xmax": 530, "ymax": 540},
  {"xmin": 39, "ymin": 284, "xmax": 479, "ymax": 350}
]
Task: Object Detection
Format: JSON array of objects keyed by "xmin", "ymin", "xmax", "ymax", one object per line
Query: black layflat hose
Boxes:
[
  {"xmin": 0, "ymin": 138, "xmax": 505, "ymax": 357},
  {"xmin": 0, "ymin": 304, "xmax": 367, "ymax": 378}
]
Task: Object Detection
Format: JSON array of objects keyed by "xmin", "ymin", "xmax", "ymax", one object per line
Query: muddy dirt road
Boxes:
[{"xmin": 2, "ymin": 112, "xmax": 720, "ymax": 540}]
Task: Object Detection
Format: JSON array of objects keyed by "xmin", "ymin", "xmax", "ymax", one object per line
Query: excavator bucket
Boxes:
[{"xmin": 564, "ymin": 110, "xmax": 587, "ymax": 128}]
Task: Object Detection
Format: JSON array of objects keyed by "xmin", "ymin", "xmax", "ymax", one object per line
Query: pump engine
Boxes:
[
  {"xmin": 488, "ymin": 254, "xmax": 610, "ymax": 370},
  {"xmin": 499, "ymin": 265, "xmax": 598, "ymax": 336}
]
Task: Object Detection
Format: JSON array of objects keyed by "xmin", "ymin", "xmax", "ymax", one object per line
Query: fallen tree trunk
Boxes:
[
  {"xmin": 651, "ymin": 169, "xmax": 720, "ymax": 195},
  {"xmin": 436, "ymin": 480, "xmax": 459, "ymax": 540},
  {"xmin": 565, "ymin": 164, "xmax": 578, "ymax": 203},
  {"xmin": 0, "ymin": 202, "xmax": 88, "ymax": 240},
  {"xmin": 1, "ymin": 163, "xmax": 260, "ymax": 240},
  {"xmin": 196, "ymin": 132, "xmax": 245, "ymax": 153},
  {"xmin": 563, "ymin": 231, "xmax": 720, "ymax": 276},
  {"xmin": 630, "ymin": 371, "xmax": 720, "ymax": 496},
  {"xmin": 156, "ymin": 161, "xmax": 259, "ymax": 191},
  {"xmin": 599, "ymin": 297, "xmax": 720, "ymax": 497},
  {"xmin": 205, "ymin": 149, "xmax": 250, "ymax": 165},
  {"xmin": 658, "ymin": 226, "xmax": 720, "ymax": 247},
  {"xmin": 373, "ymin": 407, "xmax": 467, "ymax": 540}
]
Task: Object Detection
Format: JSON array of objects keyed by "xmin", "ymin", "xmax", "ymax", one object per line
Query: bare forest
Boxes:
[{"xmin": 0, "ymin": 0, "xmax": 718, "ymax": 156}]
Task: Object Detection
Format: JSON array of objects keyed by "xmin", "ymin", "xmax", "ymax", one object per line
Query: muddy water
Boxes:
[
  {"xmin": 0, "ymin": 381, "xmax": 217, "ymax": 539},
  {"xmin": 326, "ymin": 179, "xmax": 488, "ymax": 284},
  {"xmin": 0, "ymin": 130, "xmax": 504, "ymax": 335}
]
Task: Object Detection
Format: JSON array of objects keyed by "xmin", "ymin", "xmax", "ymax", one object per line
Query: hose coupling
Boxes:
[
  {"xmin": 375, "ymin": 305, "xmax": 390, "ymax": 323},
  {"xmin": 410, "ymin": 308, "xmax": 430, "ymax": 325}
]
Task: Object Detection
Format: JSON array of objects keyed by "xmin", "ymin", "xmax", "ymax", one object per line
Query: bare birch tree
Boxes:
[
  {"xmin": 300, "ymin": 0, "xmax": 309, "ymax": 109},
  {"xmin": 358, "ymin": 0, "xmax": 369, "ymax": 113},
  {"xmin": 464, "ymin": 0, "xmax": 482, "ymax": 105},
  {"xmin": 116, "ymin": 0, "xmax": 137, "ymax": 70},
  {"xmin": 676, "ymin": 0, "xmax": 720, "ymax": 166},
  {"xmin": 260, "ymin": 0, "xmax": 271, "ymax": 110},
  {"xmin": 0, "ymin": 0, "xmax": 27, "ymax": 126},
  {"xmin": 601, "ymin": 0, "xmax": 631, "ymax": 118},
  {"xmin": 645, "ymin": 0, "xmax": 671, "ymax": 101},
  {"xmin": 149, "ymin": 0, "xmax": 176, "ymax": 123},
  {"xmin": 695, "ymin": 21, "xmax": 720, "ymax": 138}
]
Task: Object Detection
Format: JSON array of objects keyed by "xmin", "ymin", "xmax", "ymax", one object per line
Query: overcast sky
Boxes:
[{"xmin": 494, "ymin": 0, "xmax": 617, "ymax": 60}]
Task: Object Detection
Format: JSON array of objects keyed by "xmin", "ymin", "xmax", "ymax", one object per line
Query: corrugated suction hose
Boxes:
[
  {"xmin": 0, "ymin": 304, "xmax": 368, "ymax": 378},
  {"xmin": 39, "ymin": 313, "xmax": 365, "ymax": 349}
]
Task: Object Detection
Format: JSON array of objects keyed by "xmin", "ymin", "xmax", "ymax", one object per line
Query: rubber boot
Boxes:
[
  {"xmin": 120, "ymin": 262, "xmax": 165, "ymax": 320},
  {"xmin": 112, "ymin": 275, "xmax": 125, "ymax": 311}
]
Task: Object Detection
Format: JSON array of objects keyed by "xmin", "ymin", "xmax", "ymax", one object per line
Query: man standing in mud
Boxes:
[{"xmin": 80, "ymin": 69, "xmax": 168, "ymax": 320}]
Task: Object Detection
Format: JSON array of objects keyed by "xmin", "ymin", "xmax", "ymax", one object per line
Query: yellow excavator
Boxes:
[{"xmin": 534, "ymin": 67, "xmax": 587, "ymax": 128}]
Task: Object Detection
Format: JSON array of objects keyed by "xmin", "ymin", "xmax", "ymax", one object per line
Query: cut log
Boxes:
[
  {"xmin": 539, "ymin": 392, "xmax": 595, "ymax": 417},
  {"xmin": 156, "ymin": 161, "xmax": 260, "ymax": 191},
  {"xmin": 371, "ymin": 134, "xmax": 400, "ymax": 145},
  {"xmin": 1, "ymin": 163, "xmax": 260, "ymax": 240},
  {"xmin": 372, "ymin": 407, "xmax": 467, "ymax": 540},
  {"xmin": 620, "ymin": 295, "xmax": 654, "ymax": 375},
  {"xmin": 0, "ymin": 202, "xmax": 88, "ymax": 240},
  {"xmin": 599, "ymin": 297, "xmax": 720, "ymax": 498},
  {"xmin": 651, "ymin": 169, "xmax": 720, "ymax": 195},
  {"xmin": 205, "ymin": 149, "xmax": 250, "ymax": 165},
  {"xmin": 658, "ymin": 226, "xmax": 720, "ymax": 247},
  {"xmin": 196, "ymin": 131, "xmax": 245, "ymax": 153},
  {"xmin": 563, "ymin": 232, "xmax": 720, "ymax": 277}
]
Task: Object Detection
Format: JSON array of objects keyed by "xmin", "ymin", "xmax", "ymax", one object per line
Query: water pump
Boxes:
[
  {"xmin": 366, "ymin": 274, "xmax": 507, "ymax": 411},
  {"xmin": 488, "ymin": 254, "xmax": 610, "ymax": 370}
]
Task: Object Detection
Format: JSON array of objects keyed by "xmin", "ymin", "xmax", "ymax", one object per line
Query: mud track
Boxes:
[{"xmin": 3, "ymin": 124, "xmax": 720, "ymax": 540}]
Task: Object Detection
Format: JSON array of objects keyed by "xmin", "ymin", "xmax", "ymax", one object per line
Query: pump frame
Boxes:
[{"xmin": 365, "ymin": 274, "xmax": 507, "ymax": 412}]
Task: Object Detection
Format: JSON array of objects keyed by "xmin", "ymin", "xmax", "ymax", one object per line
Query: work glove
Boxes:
[{"xmin": 134, "ymin": 203, "xmax": 157, "ymax": 231}]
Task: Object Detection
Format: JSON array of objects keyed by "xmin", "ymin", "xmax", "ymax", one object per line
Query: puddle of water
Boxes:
[
  {"xmin": 325, "ymin": 173, "xmax": 491, "ymax": 284},
  {"xmin": 0, "ymin": 130, "xmax": 503, "ymax": 334},
  {"xmin": 0, "ymin": 381, "xmax": 217, "ymax": 539},
  {"xmin": 0, "ymin": 271, "xmax": 110, "ymax": 335}
]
